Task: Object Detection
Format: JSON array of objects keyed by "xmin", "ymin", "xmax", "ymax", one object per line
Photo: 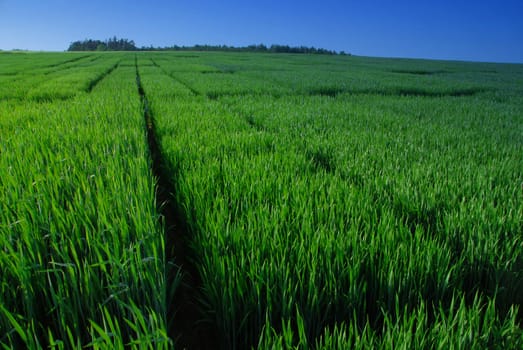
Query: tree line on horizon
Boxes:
[
  {"xmin": 67, "ymin": 37, "xmax": 349, "ymax": 55},
  {"xmin": 68, "ymin": 37, "xmax": 138, "ymax": 52}
]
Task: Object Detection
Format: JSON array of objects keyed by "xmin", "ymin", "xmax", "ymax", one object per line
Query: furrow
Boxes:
[
  {"xmin": 86, "ymin": 62, "xmax": 120, "ymax": 92},
  {"xmin": 134, "ymin": 57, "xmax": 215, "ymax": 349}
]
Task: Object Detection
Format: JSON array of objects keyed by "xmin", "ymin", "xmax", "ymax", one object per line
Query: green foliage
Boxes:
[
  {"xmin": 0, "ymin": 51, "xmax": 522, "ymax": 348},
  {"xmin": 68, "ymin": 37, "xmax": 137, "ymax": 51},
  {"xmin": 0, "ymin": 61, "xmax": 171, "ymax": 348},
  {"xmin": 142, "ymin": 52, "xmax": 523, "ymax": 348}
]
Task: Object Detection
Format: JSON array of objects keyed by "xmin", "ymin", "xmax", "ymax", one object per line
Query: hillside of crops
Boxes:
[{"xmin": 1, "ymin": 51, "xmax": 522, "ymax": 348}]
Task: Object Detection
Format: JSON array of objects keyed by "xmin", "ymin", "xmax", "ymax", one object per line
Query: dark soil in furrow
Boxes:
[
  {"xmin": 45, "ymin": 54, "xmax": 92, "ymax": 69},
  {"xmin": 86, "ymin": 62, "xmax": 120, "ymax": 92},
  {"xmin": 135, "ymin": 58, "xmax": 216, "ymax": 349},
  {"xmin": 149, "ymin": 58, "xmax": 200, "ymax": 96}
]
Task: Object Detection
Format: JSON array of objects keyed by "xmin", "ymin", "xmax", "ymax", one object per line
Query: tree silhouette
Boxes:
[
  {"xmin": 68, "ymin": 38, "xmax": 348, "ymax": 55},
  {"xmin": 68, "ymin": 37, "xmax": 137, "ymax": 51}
]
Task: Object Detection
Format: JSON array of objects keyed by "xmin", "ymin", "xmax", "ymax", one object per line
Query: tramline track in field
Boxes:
[{"xmin": 135, "ymin": 57, "xmax": 216, "ymax": 349}]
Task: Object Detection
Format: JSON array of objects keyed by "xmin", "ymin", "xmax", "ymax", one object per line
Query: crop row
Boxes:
[
  {"xmin": 138, "ymin": 53, "xmax": 523, "ymax": 348},
  {"xmin": 0, "ymin": 65, "xmax": 173, "ymax": 348},
  {"xmin": 0, "ymin": 53, "xmax": 125, "ymax": 101},
  {"xmin": 145, "ymin": 51, "xmax": 523, "ymax": 99}
]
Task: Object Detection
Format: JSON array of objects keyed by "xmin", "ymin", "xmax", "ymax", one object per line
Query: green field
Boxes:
[{"xmin": 1, "ymin": 51, "xmax": 522, "ymax": 349}]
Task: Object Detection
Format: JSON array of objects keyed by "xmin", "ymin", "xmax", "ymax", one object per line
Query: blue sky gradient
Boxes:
[{"xmin": 1, "ymin": 0, "xmax": 522, "ymax": 63}]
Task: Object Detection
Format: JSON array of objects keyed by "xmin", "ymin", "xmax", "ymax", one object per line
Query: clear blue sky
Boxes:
[{"xmin": 1, "ymin": 0, "xmax": 522, "ymax": 63}]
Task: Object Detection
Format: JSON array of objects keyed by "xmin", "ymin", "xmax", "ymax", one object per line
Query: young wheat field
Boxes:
[{"xmin": 1, "ymin": 51, "xmax": 522, "ymax": 349}]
